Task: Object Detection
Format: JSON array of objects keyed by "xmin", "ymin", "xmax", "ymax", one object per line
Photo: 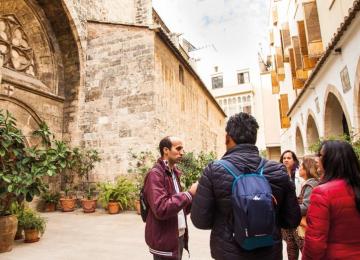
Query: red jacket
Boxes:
[
  {"xmin": 144, "ymin": 159, "xmax": 192, "ymax": 259},
  {"xmin": 303, "ymin": 179, "xmax": 360, "ymax": 260}
]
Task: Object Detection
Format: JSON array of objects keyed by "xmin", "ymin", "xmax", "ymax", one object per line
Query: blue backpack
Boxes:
[{"xmin": 216, "ymin": 158, "xmax": 275, "ymax": 250}]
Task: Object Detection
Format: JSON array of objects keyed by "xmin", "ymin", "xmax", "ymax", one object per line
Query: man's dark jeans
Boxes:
[{"xmin": 153, "ymin": 236, "xmax": 184, "ymax": 260}]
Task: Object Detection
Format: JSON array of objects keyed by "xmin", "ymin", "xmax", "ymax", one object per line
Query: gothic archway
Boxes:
[
  {"xmin": 0, "ymin": 0, "xmax": 82, "ymax": 141},
  {"xmin": 295, "ymin": 126, "xmax": 305, "ymax": 157},
  {"xmin": 306, "ymin": 112, "xmax": 320, "ymax": 150},
  {"xmin": 324, "ymin": 91, "xmax": 350, "ymax": 138}
]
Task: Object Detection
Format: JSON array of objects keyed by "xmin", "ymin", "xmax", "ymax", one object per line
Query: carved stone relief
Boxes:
[{"xmin": 0, "ymin": 14, "xmax": 36, "ymax": 77}]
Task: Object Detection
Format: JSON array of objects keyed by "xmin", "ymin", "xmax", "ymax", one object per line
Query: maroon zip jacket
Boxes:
[{"xmin": 144, "ymin": 158, "xmax": 192, "ymax": 259}]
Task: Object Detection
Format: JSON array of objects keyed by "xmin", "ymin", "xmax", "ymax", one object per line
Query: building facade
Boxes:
[
  {"xmin": 261, "ymin": 0, "xmax": 360, "ymax": 158},
  {"xmin": 0, "ymin": 0, "xmax": 225, "ymax": 181}
]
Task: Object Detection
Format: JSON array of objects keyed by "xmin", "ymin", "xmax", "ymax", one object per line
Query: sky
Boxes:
[{"xmin": 152, "ymin": 0, "xmax": 270, "ymax": 87}]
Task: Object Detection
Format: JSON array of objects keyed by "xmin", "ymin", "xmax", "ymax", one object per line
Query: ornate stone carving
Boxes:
[{"xmin": 0, "ymin": 14, "xmax": 36, "ymax": 77}]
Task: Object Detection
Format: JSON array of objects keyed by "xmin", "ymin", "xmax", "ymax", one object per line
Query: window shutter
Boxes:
[
  {"xmin": 281, "ymin": 23, "xmax": 291, "ymax": 62},
  {"xmin": 303, "ymin": 1, "xmax": 323, "ymax": 57},
  {"xmin": 291, "ymin": 36, "xmax": 308, "ymax": 80},
  {"xmin": 272, "ymin": 6, "xmax": 278, "ymax": 25},
  {"xmin": 275, "ymin": 47, "xmax": 285, "ymax": 81},
  {"xmin": 269, "ymin": 30, "xmax": 274, "ymax": 46},
  {"xmin": 271, "ymin": 71, "xmax": 280, "ymax": 94},
  {"xmin": 290, "ymin": 46, "xmax": 306, "ymax": 89},
  {"xmin": 297, "ymin": 21, "xmax": 308, "ymax": 56},
  {"xmin": 289, "ymin": 48, "xmax": 296, "ymax": 78},
  {"xmin": 279, "ymin": 94, "xmax": 290, "ymax": 128}
]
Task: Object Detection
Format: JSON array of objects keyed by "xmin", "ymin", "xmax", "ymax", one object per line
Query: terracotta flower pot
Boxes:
[
  {"xmin": 60, "ymin": 198, "xmax": 76, "ymax": 212},
  {"xmin": 134, "ymin": 200, "xmax": 141, "ymax": 215},
  {"xmin": 108, "ymin": 202, "xmax": 121, "ymax": 214},
  {"xmin": 0, "ymin": 215, "xmax": 18, "ymax": 253},
  {"xmin": 81, "ymin": 199, "xmax": 97, "ymax": 213},
  {"xmin": 44, "ymin": 202, "xmax": 56, "ymax": 212},
  {"xmin": 24, "ymin": 229, "xmax": 40, "ymax": 243}
]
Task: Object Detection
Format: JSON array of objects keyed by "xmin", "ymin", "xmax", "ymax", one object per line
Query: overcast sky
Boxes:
[{"xmin": 153, "ymin": 0, "xmax": 270, "ymax": 86}]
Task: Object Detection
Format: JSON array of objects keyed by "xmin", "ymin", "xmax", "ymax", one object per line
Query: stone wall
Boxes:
[
  {"xmin": 154, "ymin": 35, "xmax": 226, "ymax": 157},
  {"xmin": 82, "ymin": 22, "xmax": 155, "ymax": 181}
]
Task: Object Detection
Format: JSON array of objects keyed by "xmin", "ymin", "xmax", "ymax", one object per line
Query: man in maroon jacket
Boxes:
[{"xmin": 144, "ymin": 136, "xmax": 198, "ymax": 260}]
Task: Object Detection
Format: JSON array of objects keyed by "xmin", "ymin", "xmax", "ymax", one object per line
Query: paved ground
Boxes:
[
  {"xmin": 2, "ymin": 209, "xmax": 211, "ymax": 260},
  {"xmin": 2, "ymin": 209, "xmax": 290, "ymax": 260}
]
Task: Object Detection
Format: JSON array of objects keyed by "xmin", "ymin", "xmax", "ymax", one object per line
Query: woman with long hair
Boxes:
[
  {"xmin": 294, "ymin": 157, "xmax": 319, "ymax": 250},
  {"xmin": 280, "ymin": 150, "xmax": 299, "ymax": 182},
  {"xmin": 303, "ymin": 140, "xmax": 360, "ymax": 259},
  {"xmin": 280, "ymin": 150, "xmax": 300, "ymax": 260}
]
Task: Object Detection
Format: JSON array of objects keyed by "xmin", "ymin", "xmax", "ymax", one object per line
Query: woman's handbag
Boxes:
[{"xmin": 297, "ymin": 216, "xmax": 307, "ymax": 238}]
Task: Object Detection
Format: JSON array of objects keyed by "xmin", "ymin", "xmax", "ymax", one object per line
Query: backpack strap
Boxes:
[{"xmin": 216, "ymin": 158, "xmax": 266, "ymax": 178}]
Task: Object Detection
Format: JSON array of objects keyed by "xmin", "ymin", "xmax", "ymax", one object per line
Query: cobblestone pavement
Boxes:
[{"xmin": 2, "ymin": 209, "xmax": 290, "ymax": 260}]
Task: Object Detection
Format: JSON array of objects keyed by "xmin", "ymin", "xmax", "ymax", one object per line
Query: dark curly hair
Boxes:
[{"xmin": 225, "ymin": 113, "xmax": 259, "ymax": 145}]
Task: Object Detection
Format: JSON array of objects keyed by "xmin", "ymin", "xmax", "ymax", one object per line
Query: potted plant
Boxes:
[
  {"xmin": 59, "ymin": 147, "xmax": 101, "ymax": 212},
  {"xmin": 18, "ymin": 207, "xmax": 46, "ymax": 243},
  {"xmin": 81, "ymin": 183, "xmax": 97, "ymax": 213},
  {"xmin": 72, "ymin": 147, "xmax": 101, "ymax": 213},
  {"xmin": 0, "ymin": 110, "xmax": 68, "ymax": 252},
  {"xmin": 98, "ymin": 177, "xmax": 135, "ymax": 214},
  {"xmin": 9, "ymin": 202, "xmax": 25, "ymax": 240},
  {"xmin": 40, "ymin": 190, "xmax": 60, "ymax": 212}
]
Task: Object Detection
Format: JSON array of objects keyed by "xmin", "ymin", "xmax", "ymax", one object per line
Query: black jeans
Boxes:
[{"xmin": 153, "ymin": 235, "xmax": 184, "ymax": 260}]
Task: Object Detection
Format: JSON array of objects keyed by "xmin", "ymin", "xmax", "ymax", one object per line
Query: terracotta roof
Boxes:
[{"xmin": 287, "ymin": 0, "xmax": 360, "ymax": 116}]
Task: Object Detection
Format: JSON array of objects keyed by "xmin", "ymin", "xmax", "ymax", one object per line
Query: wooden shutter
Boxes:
[
  {"xmin": 271, "ymin": 71, "xmax": 280, "ymax": 94},
  {"xmin": 296, "ymin": 21, "xmax": 317, "ymax": 71},
  {"xmin": 281, "ymin": 23, "xmax": 291, "ymax": 62},
  {"xmin": 297, "ymin": 21, "xmax": 308, "ymax": 56},
  {"xmin": 275, "ymin": 47, "xmax": 285, "ymax": 81},
  {"xmin": 303, "ymin": 1, "xmax": 323, "ymax": 57},
  {"xmin": 289, "ymin": 48, "xmax": 296, "ymax": 78},
  {"xmin": 272, "ymin": 6, "xmax": 278, "ymax": 25},
  {"xmin": 269, "ymin": 30, "xmax": 274, "ymax": 46},
  {"xmin": 279, "ymin": 94, "xmax": 290, "ymax": 128}
]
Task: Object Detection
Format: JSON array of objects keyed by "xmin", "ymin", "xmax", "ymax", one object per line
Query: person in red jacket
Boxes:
[
  {"xmin": 303, "ymin": 140, "xmax": 360, "ymax": 260},
  {"xmin": 144, "ymin": 136, "xmax": 198, "ymax": 259}
]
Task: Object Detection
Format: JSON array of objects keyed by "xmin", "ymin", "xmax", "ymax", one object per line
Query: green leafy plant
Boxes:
[
  {"xmin": 308, "ymin": 133, "xmax": 360, "ymax": 159},
  {"xmin": 63, "ymin": 147, "xmax": 101, "ymax": 199},
  {"xmin": 127, "ymin": 150, "xmax": 156, "ymax": 194},
  {"xmin": 0, "ymin": 110, "xmax": 71, "ymax": 216},
  {"xmin": 18, "ymin": 207, "xmax": 46, "ymax": 235},
  {"xmin": 40, "ymin": 190, "xmax": 60, "ymax": 204},
  {"xmin": 98, "ymin": 176, "xmax": 136, "ymax": 210},
  {"xmin": 178, "ymin": 151, "xmax": 216, "ymax": 189}
]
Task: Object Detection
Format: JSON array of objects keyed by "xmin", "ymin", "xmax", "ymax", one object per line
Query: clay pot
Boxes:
[
  {"xmin": 108, "ymin": 202, "xmax": 121, "ymax": 214},
  {"xmin": 134, "ymin": 200, "xmax": 141, "ymax": 215},
  {"xmin": 59, "ymin": 198, "xmax": 76, "ymax": 212},
  {"xmin": 81, "ymin": 199, "xmax": 97, "ymax": 213},
  {"xmin": 44, "ymin": 202, "xmax": 56, "ymax": 212},
  {"xmin": 0, "ymin": 215, "xmax": 18, "ymax": 253},
  {"xmin": 24, "ymin": 229, "xmax": 40, "ymax": 243}
]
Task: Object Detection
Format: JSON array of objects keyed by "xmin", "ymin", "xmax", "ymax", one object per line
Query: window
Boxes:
[
  {"xmin": 179, "ymin": 65, "xmax": 184, "ymax": 84},
  {"xmin": 237, "ymin": 72, "xmax": 250, "ymax": 84},
  {"xmin": 212, "ymin": 75, "xmax": 223, "ymax": 89}
]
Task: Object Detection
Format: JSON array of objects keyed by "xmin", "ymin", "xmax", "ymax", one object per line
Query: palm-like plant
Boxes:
[{"xmin": 98, "ymin": 177, "xmax": 136, "ymax": 210}]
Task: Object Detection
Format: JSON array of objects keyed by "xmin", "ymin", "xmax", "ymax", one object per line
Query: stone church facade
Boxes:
[{"xmin": 0, "ymin": 0, "xmax": 225, "ymax": 180}]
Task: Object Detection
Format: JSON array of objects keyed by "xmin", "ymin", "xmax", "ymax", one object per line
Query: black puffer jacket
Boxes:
[{"xmin": 191, "ymin": 144, "xmax": 301, "ymax": 260}]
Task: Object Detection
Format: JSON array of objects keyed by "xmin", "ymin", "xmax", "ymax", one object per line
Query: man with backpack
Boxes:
[
  {"xmin": 191, "ymin": 113, "xmax": 301, "ymax": 260},
  {"xmin": 143, "ymin": 136, "xmax": 198, "ymax": 259}
]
